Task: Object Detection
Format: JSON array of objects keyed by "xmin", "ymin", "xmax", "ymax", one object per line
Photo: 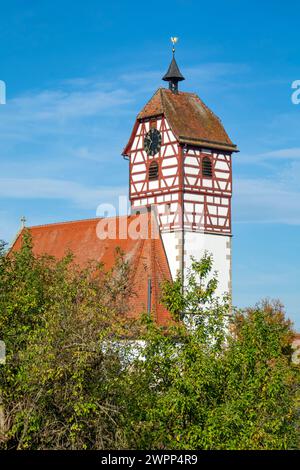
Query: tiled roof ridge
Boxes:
[
  {"xmin": 24, "ymin": 214, "xmax": 138, "ymax": 230},
  {"xmin": 163, "ymin": 87, "xmax": 225, "ymax": 128},
  {"xmin": 154, "ymin": 237, "xmax": 171, "ymax": 279},
  {"xmin": 137, "ymin": 88, "xmax": 163, "ymax": 120},
  {"xmin": 150, "ymin": 235, "xmax": 157, "ymax": 319}
]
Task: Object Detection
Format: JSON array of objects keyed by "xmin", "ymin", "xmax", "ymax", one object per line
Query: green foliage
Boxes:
[
  {"xmin": 161, "ymin": 253, "xmax": 220, "ymax": 321},
  {"xmin": 120, "ymin": 256, "xmax": 300, "ymax": 450},
  {"xmin": 0, "ymin": 240, "xmax": 298, "ymax": 450},
  {"xmin": 0, "ymin": 231, "xmax": 136, "ymax": 449}
]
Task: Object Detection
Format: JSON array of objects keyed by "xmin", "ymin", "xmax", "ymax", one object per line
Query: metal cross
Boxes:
[{"xmin": 20, "ymin": 216, "xmax": 26, "ymax": 228}]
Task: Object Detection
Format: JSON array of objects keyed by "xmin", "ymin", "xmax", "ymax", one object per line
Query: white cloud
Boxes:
[
  {"xmin": 0, "ymin": 178, "xmax": 127, "ymax": 210},
  {"xmin": 185, "ymin": 62, "xmax": 250, "ymax": 81},
  {"xmin": 0, "ymin": 80, "xmax": 134, "ymax": 146},
  {"xmin": 234, "ymin": 176, "xmax": 300, "ymax": 225},
  {"xmin": 239, "ymin": 147, "xmax": 300, "ymax": 164},
  {"xmin": 8, "ymin": 88, "xmax": 132, "ymax": 122},
  {"xmin": 71, "ymin": 145, "xmax": 114, "ymax": 162},
  {"xmin": 121, "ymin": 63, "xmax": 249, "ymax": 83},
  {"xmin": 0, "ymin": 62, "xmax": 251, "ymax": 145},
  {"xmin": 260, "ymin": 148, "xmax": 300, "ymax": 159}
]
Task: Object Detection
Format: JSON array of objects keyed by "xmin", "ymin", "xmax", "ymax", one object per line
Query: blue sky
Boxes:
[{"xmin": 0, "ymin": 0, "xmax": 300, "ymax": 328}]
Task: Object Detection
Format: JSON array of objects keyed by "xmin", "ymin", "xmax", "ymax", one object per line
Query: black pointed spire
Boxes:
[{"xmin": 162, "ymin": 38, "xmax": 185, "ymax": 94}]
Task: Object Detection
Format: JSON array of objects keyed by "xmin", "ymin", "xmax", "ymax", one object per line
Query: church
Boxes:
[{"xmin": 11, "ymin": 43, "xmax": 238, "ymax": 324}]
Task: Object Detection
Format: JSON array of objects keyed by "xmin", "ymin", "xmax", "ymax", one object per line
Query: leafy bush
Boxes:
[
  {"xmin": 119, "ymin": 256, "xmax": 300, "ymax": 450},
  {"xmin": 0, "ymin": 231, "xmax": 136, "ymax": 449},
  {"xmin": 0, "ymin": 238, "xmax": 299, "ymax": 450}
]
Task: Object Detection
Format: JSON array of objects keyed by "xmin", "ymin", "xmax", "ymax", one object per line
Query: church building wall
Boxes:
[{"xmin": 183, "ymin": 232, "xmax": 232, "ymax": 298}]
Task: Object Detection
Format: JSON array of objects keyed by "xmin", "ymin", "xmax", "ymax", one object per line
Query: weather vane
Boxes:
[{"xmin": 170, "ymin": 37, "xmax": 178, "ymax": 54}]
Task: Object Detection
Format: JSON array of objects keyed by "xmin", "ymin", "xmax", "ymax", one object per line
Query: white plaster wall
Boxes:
[
  {"xmin": 161, "ymin": 231, "xmax": 180, "ymax": 280},
  {"xmin": 161, "ymin": 230, "xmax": 231, "ymax": 298},
  {"xmin": 184, "ymin": 232, "xmax": 231, "ymax": 298}
]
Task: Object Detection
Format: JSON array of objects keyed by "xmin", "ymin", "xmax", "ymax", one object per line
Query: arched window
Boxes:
[
  {"xmin": 202, "ymin": 156, "xmax": 213, "ymax": 178},
  {"xmin": 148, "ymin": 161, "xmax": 159, "ymax": 181}
]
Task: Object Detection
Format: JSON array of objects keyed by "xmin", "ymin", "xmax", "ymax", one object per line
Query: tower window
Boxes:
[
  {"xmin": 202, "ymin": 157, "xmax": 213, "ymax": 178},
  {"xmin": 148, "ymin": 161, "xmax": 159, "ymax": 181}
]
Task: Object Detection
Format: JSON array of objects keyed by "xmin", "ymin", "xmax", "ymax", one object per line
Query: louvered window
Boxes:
[
  {"xmin": 149, "ymin": 161, "xmax": 159, "ymax": 181},
  {"xmin": 202, "ymin": 157, "xmax": 213, "ymax": 178}
]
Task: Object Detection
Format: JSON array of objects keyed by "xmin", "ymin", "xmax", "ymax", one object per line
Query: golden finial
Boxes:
[{"xmin": 170, "ymin": 37, "xmax": 179, "ymax": 54}]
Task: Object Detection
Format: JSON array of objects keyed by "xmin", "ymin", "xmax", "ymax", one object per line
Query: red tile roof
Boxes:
[
  {"xmin": 123, "ymin": 88, "xmax": 238, "ymax": 154},
  {"xmin": 10, "ymin": 215, "xmax": 173, "ymax": 325}
]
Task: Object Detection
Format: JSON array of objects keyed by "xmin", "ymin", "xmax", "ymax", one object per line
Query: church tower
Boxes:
[{"xmin": 122, "ymin": 42, "xmax": 238, "ymax": 297}]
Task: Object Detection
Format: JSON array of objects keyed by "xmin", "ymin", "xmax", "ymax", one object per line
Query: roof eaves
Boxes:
[
  {"xmin": 136, "ymin": 88, "xmax": 164, "ymax": 120},
  {"xmin": 139, "ymin": 112, "xmax": 164, "ymax": 121},
  {"xmin": 7, "ymin": 227, "xmax": 25, "ymax": 256},
  {"xmin": 122, "ymin": 119, "xmax": 139, "ymax": 156},
  {"xmin": 178, "ymin": 135, "xmax": 239, "ymax": 152}
]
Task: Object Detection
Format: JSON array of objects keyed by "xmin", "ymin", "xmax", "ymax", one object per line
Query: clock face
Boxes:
[{"xmin": 144, "ymin": 128, "xmax": 162, "ymax": 156}]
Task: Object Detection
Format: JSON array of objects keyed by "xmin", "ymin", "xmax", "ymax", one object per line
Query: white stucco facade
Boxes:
[
  {"xmin": 184, "ymin": 231, "xmax": 231, "ymax": 298},
  {"xmin": 161, "ymin": 230, "xmax": 231, "ymax": 299}
]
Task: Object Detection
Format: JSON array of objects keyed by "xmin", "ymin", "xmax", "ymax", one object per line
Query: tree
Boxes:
[
  {"xmin": 0, "ymin": 231, "xmax": 137, "ymax": 449},
  {"xmin": 1, "ymin": 238, "xmax": 299, "ymax": 450},
  {"xmin": 120, "ymin": 254, "xmax": 300, "ymax": 450}
]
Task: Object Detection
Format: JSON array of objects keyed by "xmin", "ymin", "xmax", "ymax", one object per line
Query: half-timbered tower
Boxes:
[
  {"xmin": 123, "ymin": 51, "xmax": 238, "ymax": 297},
  {"xmin": 11, "ymin": 46, "xmax": 239, "ymax": 323}
]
